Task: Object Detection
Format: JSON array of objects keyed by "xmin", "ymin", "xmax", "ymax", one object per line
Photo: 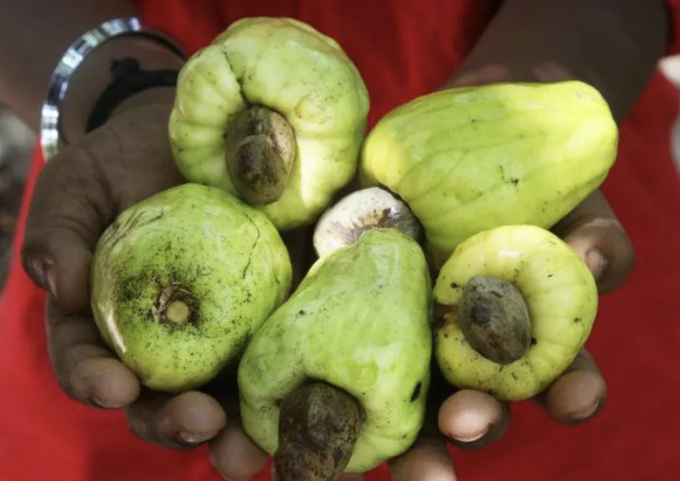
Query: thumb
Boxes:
[
  {"xmin": 21, "ymin": 147, "xmax": 114, "ymax": 313},
  {"xmin": 22, "ymin": 226, "xmax": 94, "ymax": 312}
]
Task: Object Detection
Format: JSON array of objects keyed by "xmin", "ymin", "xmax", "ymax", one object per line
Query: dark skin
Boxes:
[{"xmin": 0, "ymin": 0, "xmax": 668, "ymax": 479}]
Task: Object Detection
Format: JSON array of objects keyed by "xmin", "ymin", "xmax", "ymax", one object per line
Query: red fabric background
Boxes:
[
  {"xmin": 1, "ymin": 1, "xmax": 680, "ymax": 480},
  {"xmin": 666, "ymin": 0, "xmax": 680, "ymax": 55}
]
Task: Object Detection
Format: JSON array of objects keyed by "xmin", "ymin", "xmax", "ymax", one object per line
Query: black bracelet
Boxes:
[{"xmin": 86, "ymin": 58, "xmax": 180, "ymax": 132}]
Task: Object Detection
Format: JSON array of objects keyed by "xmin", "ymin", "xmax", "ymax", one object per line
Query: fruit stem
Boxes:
[
  {"xmin": 166, "ymin": 300, "xmax": 191, "ymax": 325},
  {"xmin": 224, "ymin": 105, "xmax": 296, "ymax": 206},
  {"xmin": 456, "ymin": 276, "xmax": 532, "ymax": 365},
  {"xmin": 274, "ymin": 381, "xmax": 364, "ymax": 481},
  {"xmin": 313, "ymin": 187, "xmax": 422, "ymax": 258},
  {"xmin": 152, "ymin": 284, "xmax": 195, "ymax": 326}
]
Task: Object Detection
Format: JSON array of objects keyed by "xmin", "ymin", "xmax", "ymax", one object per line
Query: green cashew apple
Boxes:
[
  {"xmin": 433, "ymin": 224, "xmax": 598, "ymax": 401},
  {"xmin": 359, "ymin": 81, "xmax": 618, "ymax": 268},
  {"xmin": 90, "ymin": 183, "xmax": 292, "ymax": 393},
  {"xmin": 238, "ymin": 189, "xmax": 433, "ymax": 481},
  {"xmin": 169, "ymin": 16, "xmax": 370, "ymax": 231}
]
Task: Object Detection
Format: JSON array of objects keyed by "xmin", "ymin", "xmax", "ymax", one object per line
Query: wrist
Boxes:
[
  {"xmin": 440, "ymin": 0, "xmax": 669, "ymax": 123},
  {"xmin": 109, "ymin": 85, "xmax": 177, "ymax": 119},
  {"xmin": 60, "ymin": 35, "xmax": 184, "ymax": 144},
  {"xmin": 443, "ymin": 63, "xmax": 577, "ymax": 90}
]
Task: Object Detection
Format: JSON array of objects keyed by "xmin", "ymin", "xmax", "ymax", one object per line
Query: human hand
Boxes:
[
  {"xmin": 382, "ymin": 189, "xmax": 634, "ymax": 481},
  {"xmin": 20, "ymin": 78, "xmax": 635, "ymax": 481},
  {"xmin": 21, "ymin": 100, "xmax": 316, "ymax": 481}
]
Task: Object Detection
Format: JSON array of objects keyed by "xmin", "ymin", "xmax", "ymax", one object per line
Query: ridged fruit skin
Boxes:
[
  {"xmin": 360, "ymin": 81, "xmax": 619, "ymax": 268},
  {"xmin": 433, "ymin": 224, "xmax": 598, "ymax": 401},
  {"xmin": 238, "ymin": 229, "xmax": 432, "ymax": 473},
  {"xmin": 90, "ymin": 183, "xmax": 293, "ymax": 393},
  {"xmin": 169, "ymin": 17, "xmax": 370, "ymax": 231}
]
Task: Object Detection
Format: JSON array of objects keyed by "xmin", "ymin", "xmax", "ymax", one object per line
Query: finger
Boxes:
[
  {"xmin": 389, "ymin": 437, "xmax": 457, "ymax": 481},
  {"xmin": 209, "ymin": 421, "xmax": 269, "ymax": 481},
  {"xmin": 23, "ymin": 226, "xmax": 94, "ymax": 310},
  {"xmin": 437, "ymin": 390, "xmax": 510, "ymax": 450},
  {"xmin": 553, "ymin": 190, "xmax": 635, "ymax": 293},
  {"xmin": 22, "ymin": 145, "xmax": 115, "ymax": 312},
  {"xmin": 125, "ymin": 389, "xmax": 227, "ymax": 450},
  {"xmin": 45, "ymin": 295, "xmax": 139, "ymax": 408},
  {"xmin": 534, "ymin": 349, "xmax": 607, "ymax": 425}
]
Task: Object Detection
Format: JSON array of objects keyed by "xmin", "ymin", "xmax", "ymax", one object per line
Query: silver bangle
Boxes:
[{"xmin": 39, "ymin": 17, "xmax": 186, "ymax": 161}]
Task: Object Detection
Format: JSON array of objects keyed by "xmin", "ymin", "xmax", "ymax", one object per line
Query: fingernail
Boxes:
[
  {"xmin": 46, "ymin": 269, "xmax": 58, "ymax": 299},
  {"xmin": 178, "ymin": 430, "xmax": 214, "ymax": 445},
  {"xmin": 585, "ymin": 250, "xmax": 608, "ymax": 280},
  {"xmin": 569, "ymin": 399, "xmax": 602, "ymax": 422},
  {"xmin": 28, "ymin": 258, "xmax": 57, "ymax": 297},
  {"xmin": 70, "ymin": 371, "xmax": 108, "ymax": 409},
  {"xmin": 450, "ymin": 429, "xmax": 488, "ymax": 443}
]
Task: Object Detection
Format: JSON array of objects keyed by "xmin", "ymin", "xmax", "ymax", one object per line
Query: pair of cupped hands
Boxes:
[{"xmin": 21, "ymin": 75, "xmax": 634, "ymax": 481}]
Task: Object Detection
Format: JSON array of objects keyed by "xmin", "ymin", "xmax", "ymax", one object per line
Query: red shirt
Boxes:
[{"xmin": 2, "ymin": 1, "xmax": 680, "ymax": 480}]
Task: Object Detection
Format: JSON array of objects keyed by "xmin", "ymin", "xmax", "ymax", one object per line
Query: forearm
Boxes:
[
  {"xmin": 0, "ymin": 1, "xmax": 184, "ymax": 138},
  {"xmin": 447, "ymin": 0, "xmax": 670, "ymax": 122},
  {"xmin": 0, "ymin": 1, "xmax": 137, "ymax": 129}
]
